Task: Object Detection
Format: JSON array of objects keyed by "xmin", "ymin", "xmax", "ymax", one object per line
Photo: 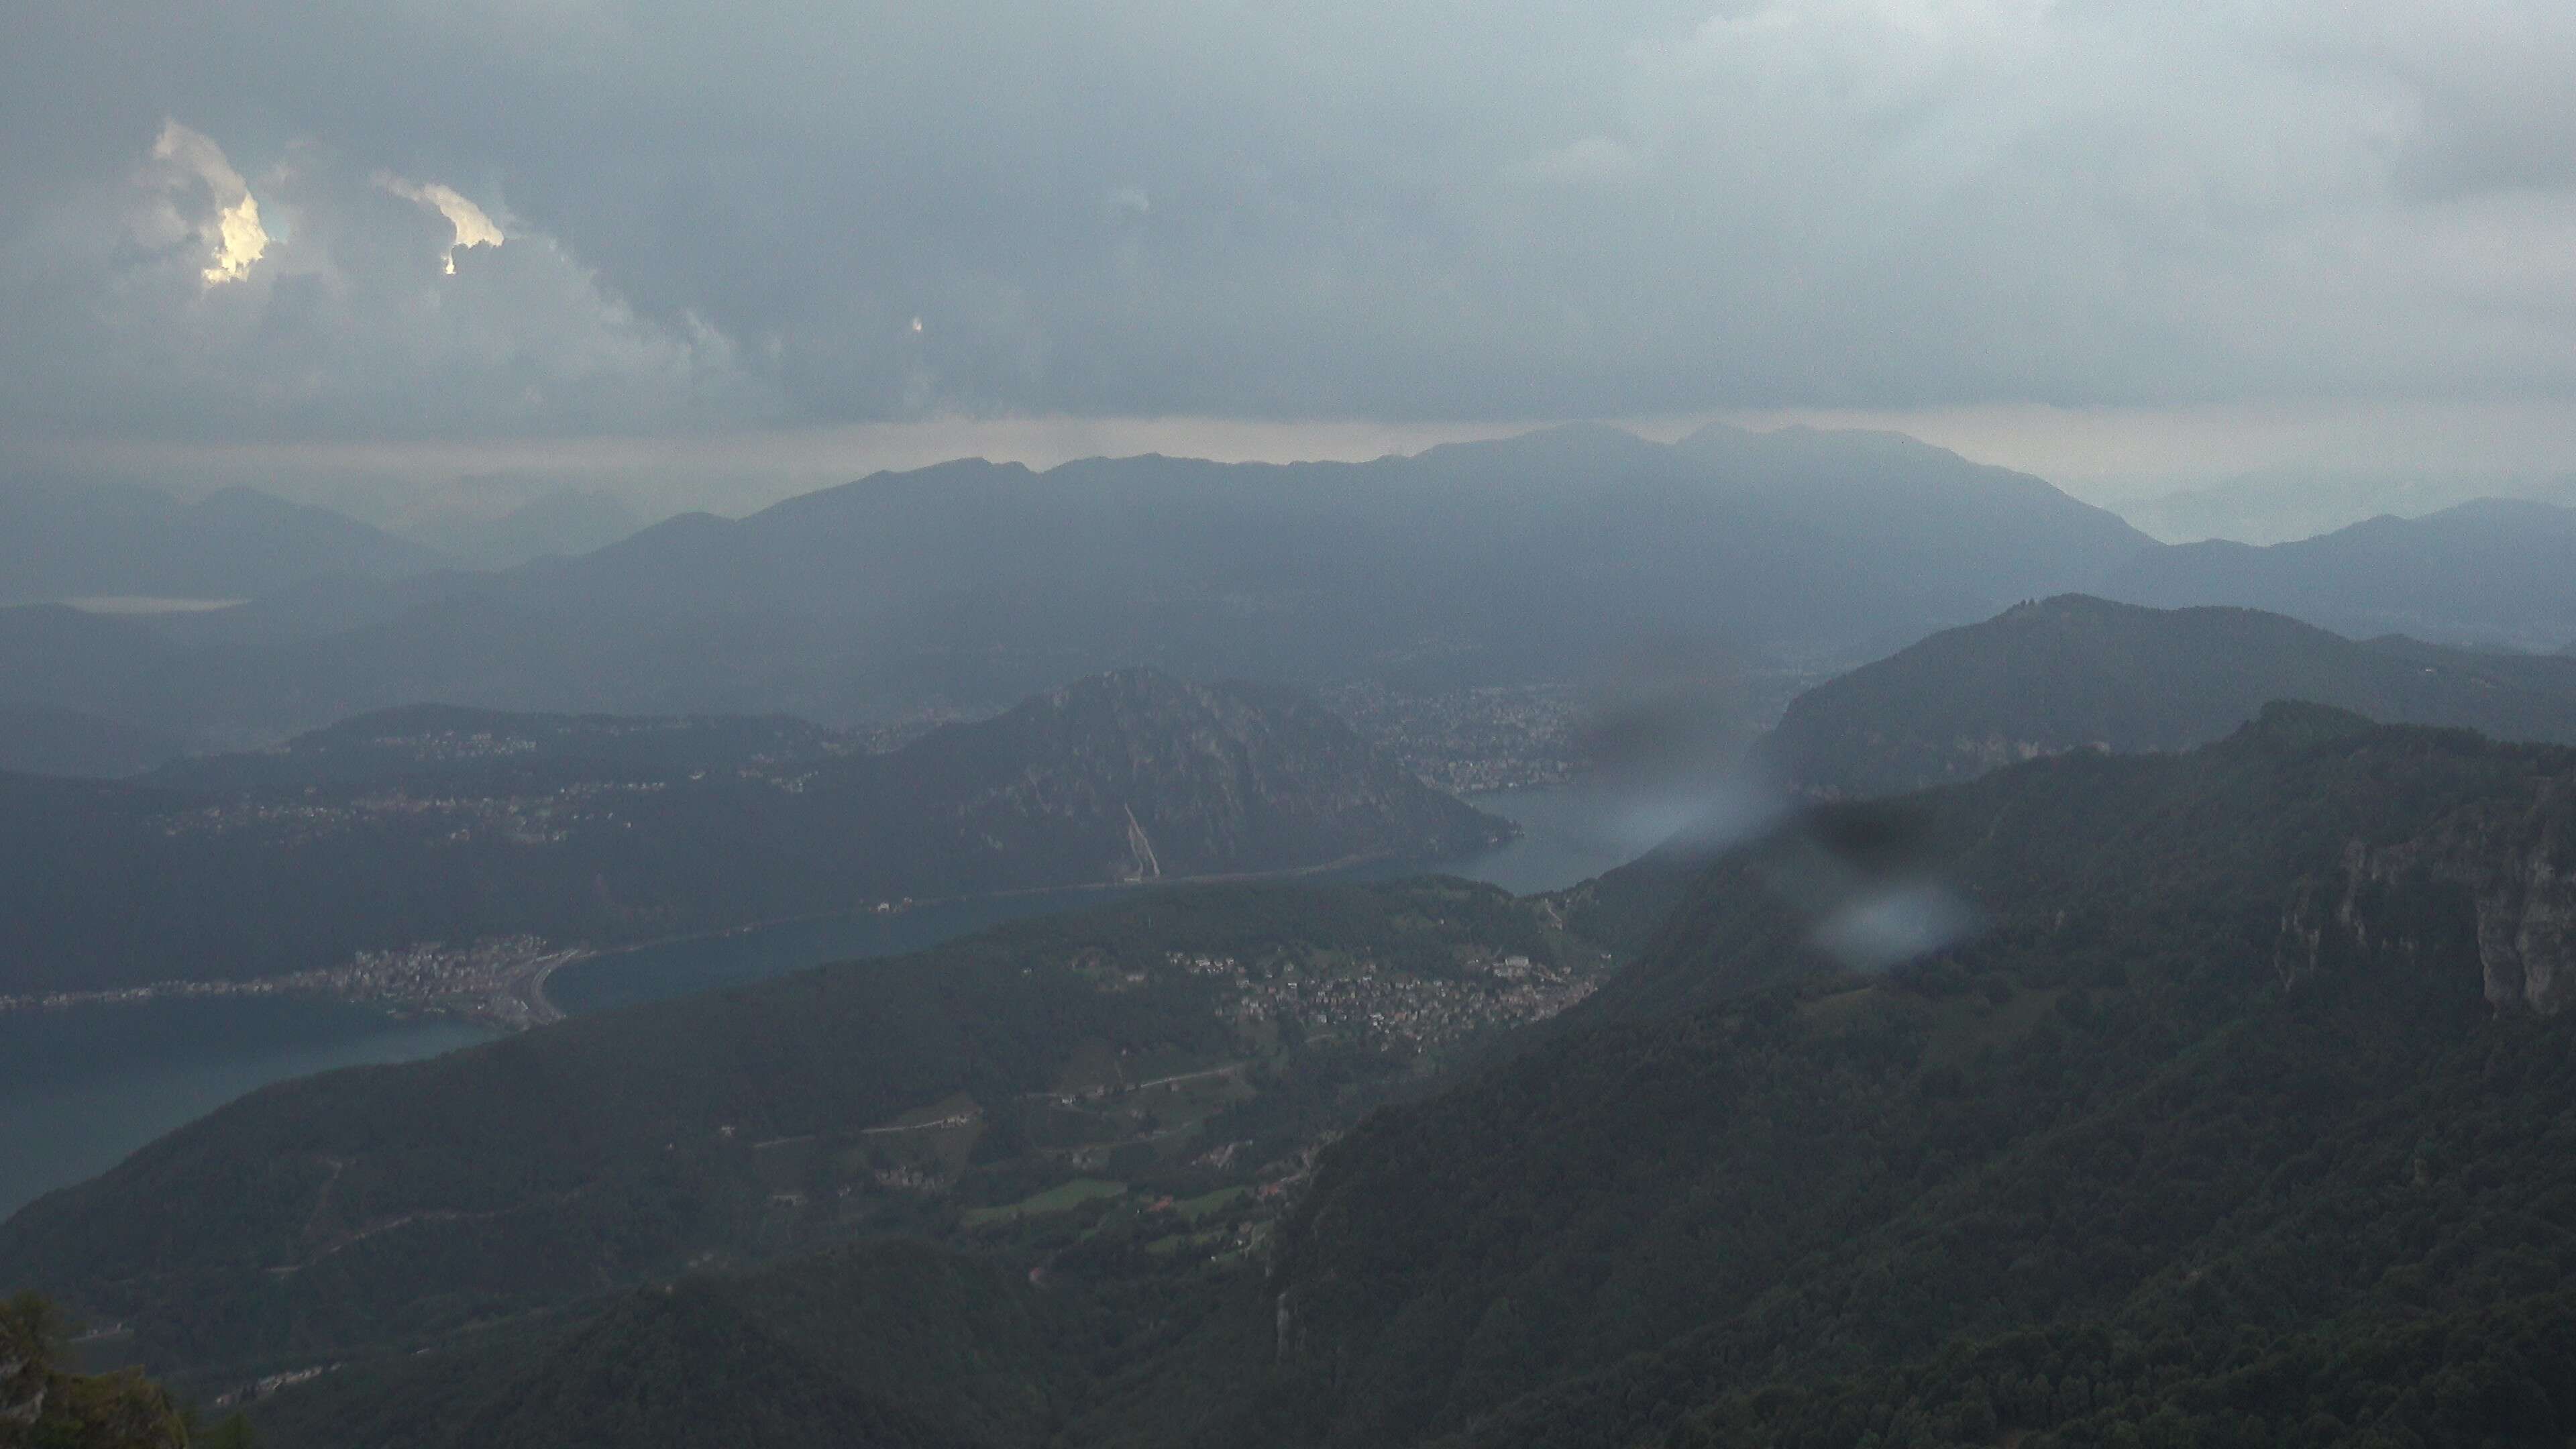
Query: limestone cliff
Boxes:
[{"xmin": 2276, "ymin": 783, "xmax": 2576, "ymax": 1016}]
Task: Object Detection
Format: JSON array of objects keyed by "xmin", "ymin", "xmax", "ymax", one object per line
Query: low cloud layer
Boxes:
[{"xmin": 6, "ymin": 1, "xmax": 2576, "ymax": 447}]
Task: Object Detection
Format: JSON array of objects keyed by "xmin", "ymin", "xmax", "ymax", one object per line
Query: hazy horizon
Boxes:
[
  {"xmin": 9, "ymin": 1, "xmax": 2576, "ymax": 532},
  {"xmin": 17, "ymin": 409, "xmax": 2576, "ymax": 551}
]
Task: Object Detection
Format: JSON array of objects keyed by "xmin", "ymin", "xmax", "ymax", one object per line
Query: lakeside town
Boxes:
[
  {"xmin": 0, "ymin": 935, "xmax": 583, "ymax": 1028},
  {"xmin": 158, "ymin": 778, "xmax": 674, "ymax": 846},
  {"xmin": 1169, "ymin": 941, "xmax": 1604, "ymax": 1055},
  {"xmin": 5, "ymin": 692, "xmax": 1623, "ymax": 1038},
  {"xmin": 1322, "ymin": 683, "xmax": 1589, "ymax": 793}
]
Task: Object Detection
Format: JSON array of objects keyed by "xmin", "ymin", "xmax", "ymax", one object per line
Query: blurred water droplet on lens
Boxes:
[{"xmin": 1809, "ymin": 883, "xmax": 1978, "ymax": 973}]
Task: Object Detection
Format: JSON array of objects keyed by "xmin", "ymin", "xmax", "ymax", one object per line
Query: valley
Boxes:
[
  {"xmin": 0, "ymin": 783, "xmax": 1635, "ymax": 1223},
  {"xmin": 15, "ymin": 437, "xmax": 2576, "ymax": 1449},
  {"xmin": 17, "ymin": 17, "xmax": 2576, "ymax": 1446},
  {"xmin": 19, "ymin": 702, "xmax": 2564, "ymax": 1449},
  {"xmin": 1, "ymin": 873, "xmax": 1657, "ymax": 1386}
]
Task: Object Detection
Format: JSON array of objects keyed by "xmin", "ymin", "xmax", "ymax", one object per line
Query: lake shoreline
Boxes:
[
  {"xmin": 1, "ymin": 785, "xmax": 1640, "ymax": 1220},
  {"xmin": 0, "ymin": 843, "xmax": 1487, "ymax": 1028}
]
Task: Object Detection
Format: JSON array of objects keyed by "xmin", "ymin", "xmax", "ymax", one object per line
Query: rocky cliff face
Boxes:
[
  {"xmin": 2275, "ymin": 785, "xmax": 2576, "ymax": 1016},
  {"xmin": 2471, "ymin": 848, "xmax": 2576, "ymax": 1015},
  {"xmin": 0, "ymin": 1361, "xmax": 40, "ymax": 1432}
]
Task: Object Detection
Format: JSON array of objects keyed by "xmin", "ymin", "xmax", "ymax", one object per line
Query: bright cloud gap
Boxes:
[
  {"xmin": 378, "ymin": 176, "xmax": 505, "ymax": 274},
  {"xmin": 150, "ymin": 120, "xmax": 266, "ymax": 286}
]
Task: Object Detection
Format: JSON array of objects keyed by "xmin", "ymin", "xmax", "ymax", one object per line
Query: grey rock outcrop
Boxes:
[
  {"xmin": 2471, "ymin": 849, "xmax": 2576, "ymax": 1014},
  {"xmin": 2277, "ymin": 786, "xmax": 2576, "ymax": 1015}
]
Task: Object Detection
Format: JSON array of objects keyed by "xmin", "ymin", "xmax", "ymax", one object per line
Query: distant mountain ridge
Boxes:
[
  {"xmin": 2110, "ymin": 465, "xmax": 2576, "ymax": 545},
  {"xmin": 0, "ymin": 478, "xmax": 442, "ymax": 604},
  {"xmin": 0, "ymin": 425, "xmax": 2155, "ymax": 749},
  {"xmin": 2098, "ymin": 496, "xmax": 2576, "ymax": 649},
  {"xmin": 1759, "ymin": 594, "xmax": 2576, "ymax": 796},
  {"xmin": 393, "ymin": 488, "xmax": 643, "ymax": 569},
  {"xmin": 16, "ymin": 431, "xmax": 2576, "ymax": 758},
  {"xmin": 522, "ymin": 420, "xmax": 2148, "ymax": 686}
]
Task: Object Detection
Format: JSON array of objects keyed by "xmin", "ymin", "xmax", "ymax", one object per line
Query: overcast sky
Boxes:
[{"xmin": 6, "ymin": 0, "xmax": 2574, "ymax": 511}]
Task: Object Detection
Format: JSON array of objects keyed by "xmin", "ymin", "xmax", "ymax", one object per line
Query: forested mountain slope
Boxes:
[
  {"xmin": 0, "ymin": 669, "xmax": 1504, "ymax": 995},
  {"xmin": 252, "ymin": 1245, "xmax": 1043, "ymax": 1449},
  {"xmin": 1240, "ymin": 705, "xmax": 2576, "ymax": 1448},
  {"xmin": 217, "ymin": 706, "xmax": 2576, "ymax": 1449},
  {"xmin": 1760, "ymin": 594, "xmax": 2576, "ymax": 796},
  {"xmin": 21, "ymin": 707, "xmax": 2551, "ymax": 1448}
]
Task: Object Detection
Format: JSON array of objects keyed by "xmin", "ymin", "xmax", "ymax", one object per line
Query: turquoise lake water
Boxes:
[
  {"xmin": 0, "ymin": 1000, "xmax": 491, "ymax": 1219},
  {"xmin": 0, "ymin": 786, "xmax": 1648, "ymax": 1220}
]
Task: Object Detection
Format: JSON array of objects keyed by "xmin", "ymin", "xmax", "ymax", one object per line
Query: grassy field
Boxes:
[
  {"xmin": 962, "ymin": 1177, "xmax": 1128, "ymax": 1227},
  {"xmin": 877, "ymin": 1090, "xmax": 982, "ymax": 1128},
  {"xmin": 1169, "ymin": 1186, "xmax": 1246, "ymax": 1222}
]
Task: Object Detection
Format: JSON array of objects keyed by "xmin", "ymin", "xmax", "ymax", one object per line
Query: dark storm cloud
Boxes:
[{"xmin": 4, "ymin": 0, "xmax": 2574, "ymax": 443}]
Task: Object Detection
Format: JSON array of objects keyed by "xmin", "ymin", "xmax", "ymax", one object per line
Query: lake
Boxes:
[
  {"xmin": 0, "ymin": 784, "xmax": 1649, "ymax": 1220},
  {"xmin": 0, "ymin": 999, "xmax": 490, "ymax": 1220}
]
